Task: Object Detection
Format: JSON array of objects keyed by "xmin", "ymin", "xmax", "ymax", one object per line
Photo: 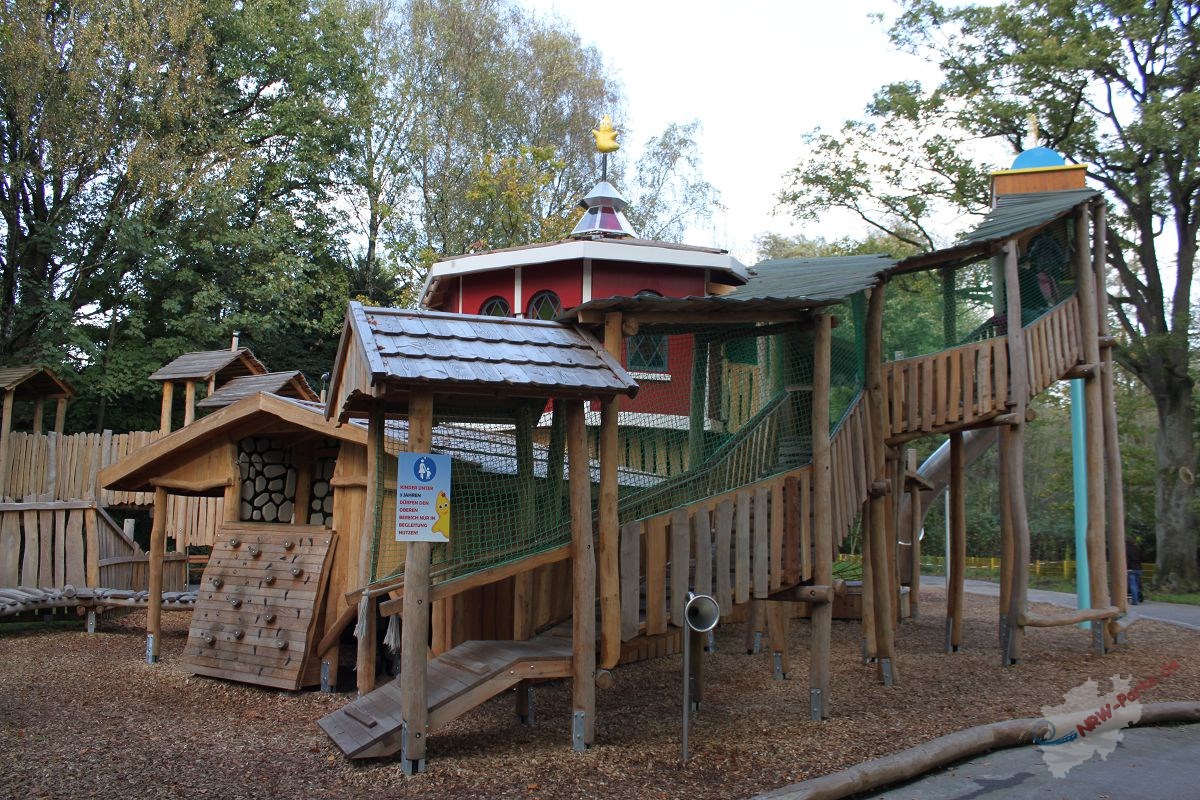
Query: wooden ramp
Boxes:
[
  {"xmin": 320, "ymin": 625, "xmax": 573, "ymax": 759},
  {"xmin": 183, "ymin": 524, "xmax": 335, "ymax": 690}
]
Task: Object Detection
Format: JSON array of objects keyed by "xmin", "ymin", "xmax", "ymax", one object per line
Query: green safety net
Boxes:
[{"xmin": 367, "ymin": 297, "xmax": 866, "ymax": 586}]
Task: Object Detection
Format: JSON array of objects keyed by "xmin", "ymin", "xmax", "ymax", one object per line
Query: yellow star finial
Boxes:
[{"xmin": 592, "ymin": 115, "xmax": 620, "ymax": 154}]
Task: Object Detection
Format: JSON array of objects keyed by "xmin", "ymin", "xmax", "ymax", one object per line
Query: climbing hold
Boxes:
[
  {"xmin": 283, "ymin": 540, "xmax": 294, "ymax": 551},
  {"xmin": 233, "ymin": 629, "xmax": 245, "ymax": 640},
  {"xmin": 230, "ymin": 597, "xmax": 242, "ymax": 609},
  {"xmin": 265, "ymin": 613, "xmax": 276, "ymax": 624},
  {"xmin": 211, "ymin": 577, "xmax": 224, "ymax": 589},
  {"xmin": 290, "ymin": 566, "xmax": 304, "ymax": 577},
  {"xmin": 247, "ymin": 545, "xmax": 261, "ymax": 558},
  {"xmin": 274, "ymin": 639, "xmax": 288, "ymax": 651},
  {"xmin": 229, "ymin": 538, "xmax": 241, "ymax": 548},
  {"xmin": 203, "ymin": 634, "xmax": 215, "ymax": 646},
  {"xmin": 263, "ymin": 575, "xmax": 275, "ymax": 586}
]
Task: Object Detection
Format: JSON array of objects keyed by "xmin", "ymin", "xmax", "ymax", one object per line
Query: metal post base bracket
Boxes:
[
  {"xmin": 878, "ymin": 657, "xmax": 894, "ymax": 686},
  {"xmin": 572, "ymin": 710, "xmax": 587, "ymax": 753},
  {"xmin": 320, "ymin": 660, "xmax": 333, "ymax": 693},
  {"xmin": 810, "ymin": 687, "xmax": 824, "ymax": 721},
  {"xmin": 748, "ymin": 630, "xmax": 763, "ymax": 655},
  {"xmin": 146, "ymin": 635, "xmax": 158, "ymax": 664},
  {"xmin": 772, "ymin": 652, "xmax": 786, "ymax": 680},
  {"xmin": 400, "ymin": 722, "xmax": 427, "ymax": 775},
  {"xmin": 1091, "ymin": 620, "xmax": 1107, "ymax": 656},
  {"xmin": 86, "ymin": 611, "xmax": 97, "ymax": 634}
]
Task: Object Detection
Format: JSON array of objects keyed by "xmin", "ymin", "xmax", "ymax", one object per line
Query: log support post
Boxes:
[
  {"xmin": 31, "ymin": 399, "xmax": 44, "ymax": 435},
  {"xmin": 400, "ymin": 390, "xmax": 434, "ymax": 774},
  {"xmin": 1093, "ymin": 202, "xmax": 1127, "ymax": 617},
  {"xmin": 566, "ymin": 399, "xmax": 596, "ymax": 749},
  {"xmin": 356, "ymin": 403, "xmax": 384, "ymax": 696},
  {"xmin": 159, "ymin": 381, "xmax": 174, "ymax": 435},
  {"xmin": 53, "ymin": 397, "xmax": 68, "ymax": 435},
  {"xmin": 184, "ymin": 380, "xmax": 196, "ymax": 427},
  {"xmin": 810, "ymin": 312, "xmax": 836, "ymax": 713},
  {"xmin": 599, "ymin": 312, "xmax": 622, "ymax": 669},
  {"xmin": 513, "ymin": 403, "xmax": 536, "ymax": 642},
  {"xmin": 865, "ymin": 290, "xmax": 896, "ymax": 684},
  {"xmin": 146, "ymin": 485, "xmax": 168, "ymax": 663},
  {"xmin": 0, "ymin": 389, "xmax": 12, "ymax": 499},
  {"xmin": 1001, "ymin": 239, "xmax": 1034, "ymax": 665},
  {"xmin": 947, "ymin": 431, "xmax": 966, "ymax": 653}
]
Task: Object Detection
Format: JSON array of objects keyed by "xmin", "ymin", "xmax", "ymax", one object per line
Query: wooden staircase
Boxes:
[{"xmin": 320, "ymin": 624, "xmax": 572, "ymax": 759}]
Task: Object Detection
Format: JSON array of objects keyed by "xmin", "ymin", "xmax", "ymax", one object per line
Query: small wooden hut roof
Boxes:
[
  {"xmin": 327, "ymin": 303, "xmax": 639, "ymax": 421},
  {"xmin": 148, "ymin": 347, "xmax": 267, "ymax": 384},
  {"xmin": 196, "ymin": 371, "xmax": 318, "ymax": 409},
  {"xmin": 100, "ymin": 393, "xmax": 364, "ymax": 494},
  {"xmin": 0, "ymin": 365, "xmax": 76, "ymax": 399}
]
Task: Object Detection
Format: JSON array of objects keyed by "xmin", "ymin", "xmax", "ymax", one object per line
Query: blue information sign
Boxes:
[{"xmin": 395, "ymin": 452, "xmax": 451, "ymax": 543}]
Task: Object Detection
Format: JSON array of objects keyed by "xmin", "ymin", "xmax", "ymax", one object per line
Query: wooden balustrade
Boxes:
[
  {"xmin": 2, "ymin": 429, "xmax": 161, "ymax": 505},
  {"xmin": 879, "ymin": 297, "xmax": 1081, "ymax": 441}
]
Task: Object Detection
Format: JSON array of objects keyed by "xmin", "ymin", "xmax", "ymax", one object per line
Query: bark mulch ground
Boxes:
[{"xmin": 2, "ymin": 588, "xmax": 1198, "ymax": 800}]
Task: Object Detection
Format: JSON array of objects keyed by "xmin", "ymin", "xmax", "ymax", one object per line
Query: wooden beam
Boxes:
[
  {"xmin": 159, "ymin": 382, "xmax": 174, "ymax": 435},
  {"xmin": 400, "ymin": 389, "xmax": 434, "ymax": 771},
  {"xmin": 31, "ymin": 399, "xmax": 44, "ymax": 435},
  {"xmin": 184, "ymin": 381, "xmax": 196, "ymax": 426},
  {"xmin": 566, "ymin": 399, "xmax": 596, "ymax": 748},
  {"xmin": 1094, "ymin": 203, "xmax": 1127, "ymax": 615},
  {"xmin": 149, "ymin": 476, "xmax": 234, "ymax": 495},
  {"xmin": 1001, "ymin": 240, "xmax": 1033, "ymax": 665},
  {"xmin": 513, "ymin": 402, "xmax": 536, "ymax": 642},
  {"xmin": 0, "ymin": 389, "xmax": 12, "ymax": 499},
  {"xmin": 53, "ymin": 397, "xmax": 67, "ymax": 435},
  {"xmin": 1063, "ymin": 363, "xmax": 1099, "ymax": 379},
  {"xmin": 1021, "ymin": 606, "xmax": 1119, "ymax": 628},
  {"xmin": 146, "ymin": 486, "xmax": 168, "ymax": 663},
  {"xmin": 864, "ymin": 288, "xmax": 896, "ymax": 683},
  {"xmin": 598, "ymin": 311, "xmax": 622, "ymax": 669},
  {"xmin": 356, "ymin": 403, "xmax": 383, "ymax": 696},
  {"xmin": 810, "ymin": 313, "xmax": 835, "ymax": 714}
]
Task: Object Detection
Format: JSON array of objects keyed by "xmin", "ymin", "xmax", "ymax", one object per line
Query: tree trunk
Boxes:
[{"xmin": 1154, "ymin": 374, "xmax": 1197, "ymax": 590}]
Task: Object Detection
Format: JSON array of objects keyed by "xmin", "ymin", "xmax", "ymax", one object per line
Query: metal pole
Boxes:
[{"xmin": 681, "ymin": 629, "xmax": 691, "ymax": 764}]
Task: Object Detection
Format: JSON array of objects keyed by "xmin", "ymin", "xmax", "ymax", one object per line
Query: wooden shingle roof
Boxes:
[
  {"xmin": 196, "ymin": 371, "xmax": 318, "ymax": 409},
  {"xmin": 0, "ymin": 365, "xmax": 75, "ymax": 398},
  {"xmin": 149, "ymin": 348, "xmax": 268, "ymax": 383},
  {"xmin": 327, "ymin": 303, "xmax": 639, "ymax": 421}
]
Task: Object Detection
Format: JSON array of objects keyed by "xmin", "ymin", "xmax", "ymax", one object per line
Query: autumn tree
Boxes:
[{"xmin": 783, "ymin": 0, "xmax": 1199, "ymax": 588}]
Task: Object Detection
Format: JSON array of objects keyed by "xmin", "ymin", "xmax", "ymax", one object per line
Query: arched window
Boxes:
[
  {"xmin": 479, "ymin": 296, "xmax": 511, "ymax": 317},
  {"xmin": 526, "ymin": 290, "xmax": 562, "ymax": 320},
  {"xmin": 628, "ymin": 290, "xmax": 668, "ymax": 373}
]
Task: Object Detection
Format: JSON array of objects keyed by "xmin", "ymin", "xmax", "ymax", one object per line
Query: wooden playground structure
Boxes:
[{"xmin": 0, "ymin": 145, "xmax": 1133, "ymax": 772}]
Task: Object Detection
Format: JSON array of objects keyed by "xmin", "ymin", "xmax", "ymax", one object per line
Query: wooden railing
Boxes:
[
  {"xmin": 618, "ymin": 394, "xmax": 871, "ymax": 638},
  {"xmin": 0, "ymin": 499, "xmax": 185, "ymax": 591},
  {"xmin": 879, "ymin": 297, "xmax": 1081, "ymax": 440}
]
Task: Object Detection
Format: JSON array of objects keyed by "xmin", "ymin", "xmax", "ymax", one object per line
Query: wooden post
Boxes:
[
  {"xmin": 184, "ymin": 381, "xmax": 196, "ymax": 426},
  {"xmin": 1074, "ymin": 207, "xmax": 1112, "ymax": 648},
  {"xmin": 860, "ymin": 498, "xmax": 877, "ymax": 661},
  {"xmin": 1093, "ymin": 203, "xmax": 1128, "ymax": 615},
  {"xmin": 147, "ymin": 485, "xmax": 168, "ymax": 663},
  {"xmin": 159, "ymin": 382, "xmax": 174, "ymax": 435},
  {"xmin": 0, "ymin": 389, "xmax": 12, "ymax": 499},
  {"xmin": 356, "ymin": 403, "xmax": 384, "ymax": 696},
  {"xmin": 400, "ymin": 389, "xmax": 434, "ymax": 773},
  {"xmin": 907, "ymin": 449, "xmax": 921, "ymax": 620},
  {"xmin": 688, "ymin": 336, "xmax": 709, "ymax": 468},
  {"xmin": 31, "ymin": 399, "xmax": 44, "ymax": 435},
  {"xmin": 767, "ymin": 600, "xmax": 791, "ymax": 679},
  {"xmin": 997, "ymin": 429, "xmax": 1015, "ymax": 647},
  {"xmin": 1002, "ymin": 239, "xmax": 1033, "ymax": 665},
  {"xmin": 947, "ymin": 431, "xmax": 966, "ymax": 652},
  {"xmin": 599, "ymin": 312, "xmax": 622, "ymax": 669},
  {"xmin": 513, "ymin": 403, "xmax": 536, "ymax": 641},
  {"xmin": 566, "ymin": 399, "xmax": 596, "ymax": 749},
  {"xmin": 865, "ymin": 289, "xmax": 896, "ymax": 684},
  {"xmin": 53, "ymin": 397, "xmax": 67, "ymax": 435},
  {"xmin": 810, "ymin": 313, "xmax": 835, "ymax": 715}
]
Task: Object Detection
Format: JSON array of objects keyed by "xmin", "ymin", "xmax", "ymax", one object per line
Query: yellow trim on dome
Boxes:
[{"xmin": 991, "ymin": 163, "xmax": 1088, "ymax": 177}]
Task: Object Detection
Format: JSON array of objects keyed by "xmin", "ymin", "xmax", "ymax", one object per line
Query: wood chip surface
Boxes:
[{"xmin": 2, "ymin": 589, "xmax": 1198, "ymax": 799}]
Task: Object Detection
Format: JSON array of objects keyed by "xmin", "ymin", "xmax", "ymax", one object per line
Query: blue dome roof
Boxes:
[{"xmin": 1011, "ymin": 146, "xmax": 1065, "ymax": 169}]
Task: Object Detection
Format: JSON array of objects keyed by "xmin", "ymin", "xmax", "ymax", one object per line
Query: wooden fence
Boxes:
[
  {"xmin": 1, "ymin": 430, "xmax": 161, "ymax": 505},
  {"xmin": 0, "ymin": 500, "xmax": 185, "ymax": 591}
]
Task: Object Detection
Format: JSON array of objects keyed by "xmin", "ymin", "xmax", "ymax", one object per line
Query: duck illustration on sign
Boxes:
[{"xmin": 396, "ymin": 452, "xmax": 451, "ymax": 543}]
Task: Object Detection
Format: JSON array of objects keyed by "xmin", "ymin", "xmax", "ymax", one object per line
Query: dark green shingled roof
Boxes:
[
  {"xmin": 959, "ymin": 189, "xmax": 1099, "ymax": 246},
  {"xmin": 727, "ymin": 254, "xmax": 895, "ymax": 302}
]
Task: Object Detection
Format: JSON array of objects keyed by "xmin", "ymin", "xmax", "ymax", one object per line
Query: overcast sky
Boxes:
[{"xmin": 521, "ymin": 0, "xmax": 946, "ymax": 263}]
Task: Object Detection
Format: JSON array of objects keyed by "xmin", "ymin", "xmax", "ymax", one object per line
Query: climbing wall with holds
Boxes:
[{"xmin": 182, "ymin": 523, "xmax": 336, "ymax": 690}]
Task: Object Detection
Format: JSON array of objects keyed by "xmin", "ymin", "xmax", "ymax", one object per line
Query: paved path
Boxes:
[
  {"xmin": 919, "ymin": 575, "xmax": 1200, "ymax": 631},
  {"xmin": 753, "ymin": 580, "xmax": 1200, "ymax": 800}
]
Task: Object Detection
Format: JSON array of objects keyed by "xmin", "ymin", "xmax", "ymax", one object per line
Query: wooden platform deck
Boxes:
[{"xmin": 320, "ymin": 625, "xmax": 573, "ymax": 759}]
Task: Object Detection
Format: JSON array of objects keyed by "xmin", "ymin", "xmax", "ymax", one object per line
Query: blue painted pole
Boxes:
[{"xmin": 1071, "ymin": 379, "xmax": 1090, "ymax": 625}]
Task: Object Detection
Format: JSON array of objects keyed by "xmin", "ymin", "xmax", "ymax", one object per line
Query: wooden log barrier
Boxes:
[{"xmin": 1020, "ymin": 606, "xmax": 1119, "ymax": 628}]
